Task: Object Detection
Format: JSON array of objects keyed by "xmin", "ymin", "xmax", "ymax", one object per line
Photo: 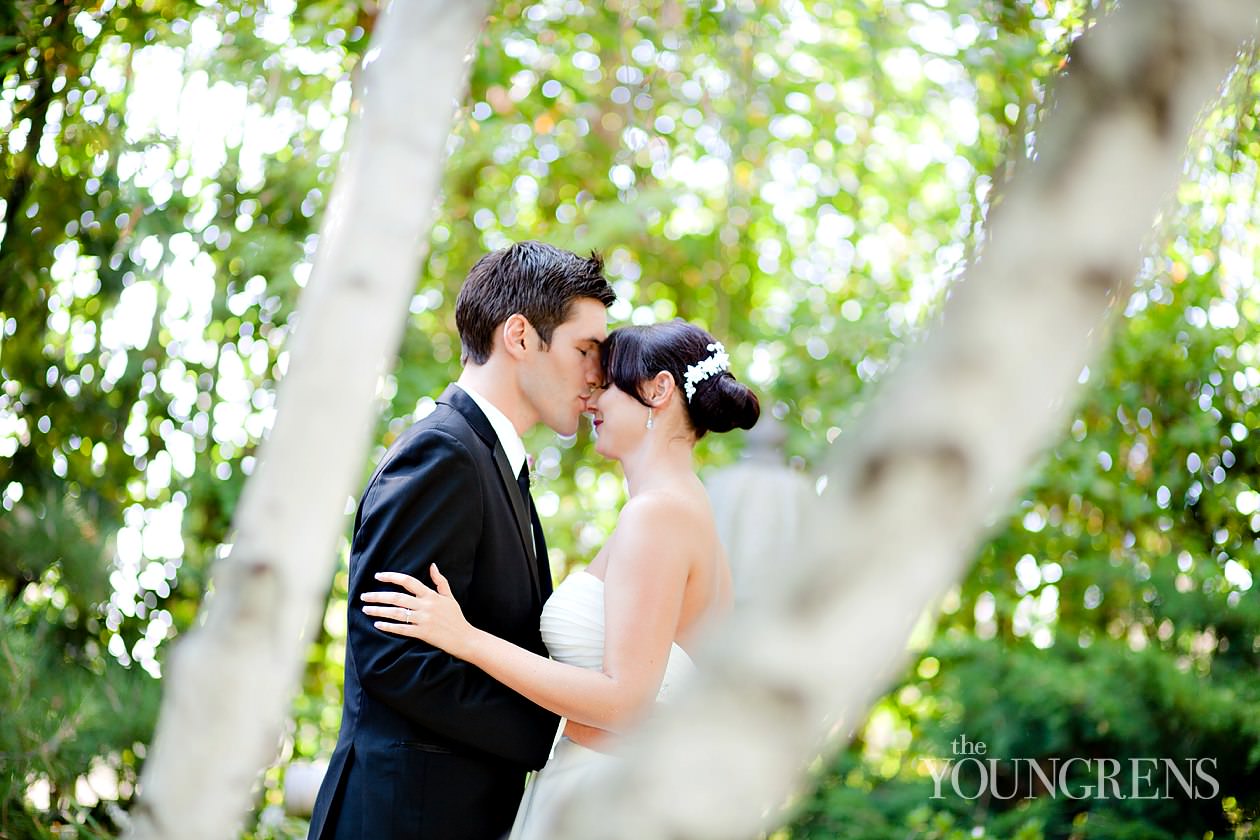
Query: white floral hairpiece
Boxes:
[{"xmin": 683, "ymin": 342, "xmax": 730, "ymax": 402}]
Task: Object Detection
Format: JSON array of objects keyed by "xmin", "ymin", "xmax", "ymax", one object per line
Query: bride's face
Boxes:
[{"xmin": 587, "ymin": 381, "xmax": 646, "ymax": 459}]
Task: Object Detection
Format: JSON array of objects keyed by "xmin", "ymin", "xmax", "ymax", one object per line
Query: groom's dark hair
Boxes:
[{"xmin": 455, "ymin": 241, "xmax": 615, "ymax": 365}]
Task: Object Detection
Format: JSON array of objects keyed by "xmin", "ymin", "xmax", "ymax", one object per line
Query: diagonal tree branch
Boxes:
[
  {"xmin": 544, "ymin": 1, "xmax": 1260, "ymax": 837},
  {"xmin": 123, "ymin": 2, "xmax": 490, "ymax": 838}
]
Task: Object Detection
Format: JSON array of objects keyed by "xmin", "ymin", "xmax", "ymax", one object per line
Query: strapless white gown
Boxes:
[{"xmin": 507, "ymin": 570, "xmax": 696, "ymax": 840}]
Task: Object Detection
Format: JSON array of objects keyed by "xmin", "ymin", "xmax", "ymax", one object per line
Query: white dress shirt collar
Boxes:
[{"xmin": 453, "ymin": 381, "xmax": 528, "ymax": 478}]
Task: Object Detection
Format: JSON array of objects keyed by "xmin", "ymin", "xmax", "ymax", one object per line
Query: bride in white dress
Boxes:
[{"xmin": 362, "ymin": 320, "xmax": 760, "ymax": 839}]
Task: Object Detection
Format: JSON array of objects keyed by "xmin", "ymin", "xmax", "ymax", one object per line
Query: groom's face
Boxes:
[{"xmin": 520, "ymin": 297, "xmax": 608, "ymax": 436}]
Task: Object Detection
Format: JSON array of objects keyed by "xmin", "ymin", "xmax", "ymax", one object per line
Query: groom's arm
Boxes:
[{"xmin": 347, "ymin": 428, "xmax": 559, "ymax": 768}]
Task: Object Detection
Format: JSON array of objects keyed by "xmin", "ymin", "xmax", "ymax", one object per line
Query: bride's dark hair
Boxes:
[{"xmin": 600, "ymin": 319, "xmax": 760, "ymax": 438}]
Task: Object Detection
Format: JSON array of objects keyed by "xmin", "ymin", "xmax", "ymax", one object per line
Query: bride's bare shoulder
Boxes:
[
  {"xmin": 616, "ymin": 488, "xmax": 710, "ymax": 536},
  {"xmin": 604, "ymin": 493, "xmax": 705, "ymax": 580}
]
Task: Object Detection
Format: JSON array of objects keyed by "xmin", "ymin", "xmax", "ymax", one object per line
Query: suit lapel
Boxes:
[
  {"xmin": 439, "ymin": 385, "xmax": 542, "ymax": 602},
  {"xmin": 490, "ymin": 440, "xmax": 538, "ymax": 566}
]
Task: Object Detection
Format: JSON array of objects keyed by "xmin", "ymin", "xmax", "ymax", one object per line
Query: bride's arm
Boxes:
[{"xmin": 362, "ymin": 495, "xmax": 692, "ymax": 731}]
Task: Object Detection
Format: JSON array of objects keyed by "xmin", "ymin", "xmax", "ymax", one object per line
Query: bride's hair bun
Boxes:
[
  {"xmin": 601, "ymin": 319, "xmax": 760, "ymax": 438},
  {"xmin": 690, "ymin": 371, "xmax": 760, "ymax": 435}
]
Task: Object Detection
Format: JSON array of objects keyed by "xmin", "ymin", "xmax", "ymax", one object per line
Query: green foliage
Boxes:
[
  {"xmin": 2, "ymin": 0, "xmax": 360, "ymax": 833},
  {"xmin": 2, "ymin": 0, "xmax": 1258, "ymax": 837},
  {"xmin": 1, "ymin": 595, "xmax": 158, "ymax": 837},
  {"xmin": 784, "ymin": 40, "xmax": 1260, "ymax": 835}
]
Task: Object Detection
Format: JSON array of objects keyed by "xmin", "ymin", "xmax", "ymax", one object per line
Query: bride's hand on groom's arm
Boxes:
[{"xmin": 361, "ymin": 565, "xmax": 476, "ymax": 659}]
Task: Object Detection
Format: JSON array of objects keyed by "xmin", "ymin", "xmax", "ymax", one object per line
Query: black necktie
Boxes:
[
  {"xmin": 518, "ymin": 462, "xmax": 551, "ymax": 596},
  {"xmin": 516, "ymin": 462, "xmax": 531, "ymax": 508}
]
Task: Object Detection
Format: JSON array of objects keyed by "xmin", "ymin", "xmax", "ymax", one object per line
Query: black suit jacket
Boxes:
[{"xmin": 308, "ymin": 385, "xmax": 560, "ymax": 840}]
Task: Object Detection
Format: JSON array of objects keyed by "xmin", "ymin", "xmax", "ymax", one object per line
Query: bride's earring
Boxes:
[{"xmin": 646, "ymin": 407, "xmax": 654, "ymax": 430}]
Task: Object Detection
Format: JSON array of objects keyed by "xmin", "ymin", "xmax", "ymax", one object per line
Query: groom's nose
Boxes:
[{"xmin": 582, "ymin": 358, "xmax": 601, "ymax": 389}]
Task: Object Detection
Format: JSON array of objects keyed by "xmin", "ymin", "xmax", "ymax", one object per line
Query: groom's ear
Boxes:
[
  {"xmin": 645, "ymin": 370, "xmax": 675, "ymax": 405},
  {"xmin": 501, "ymin": 314, "xmax": 530, "ymax": 360}
]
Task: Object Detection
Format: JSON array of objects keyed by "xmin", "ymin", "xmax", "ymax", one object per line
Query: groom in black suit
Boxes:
[{"xmin": 308, "ymin": 242, "xmax": 615, "ymax": 840}]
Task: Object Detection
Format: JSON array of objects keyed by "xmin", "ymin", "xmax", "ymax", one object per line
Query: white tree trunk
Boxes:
[
  {"xmin": 124, "ymin": 2, "xmax": 489, "ymax": 838},
  {"xmin": 546, "ymin": 2, "xmax": 1259, "ymax": 838}
]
